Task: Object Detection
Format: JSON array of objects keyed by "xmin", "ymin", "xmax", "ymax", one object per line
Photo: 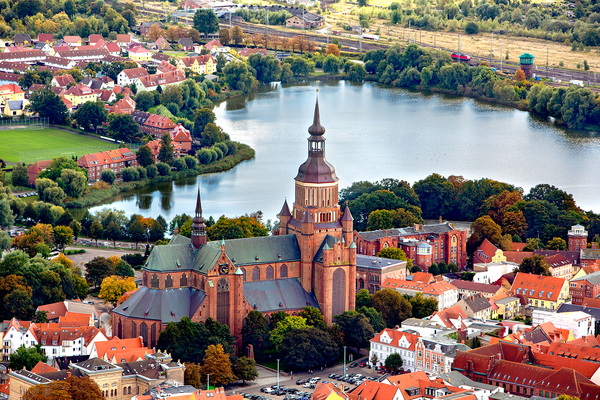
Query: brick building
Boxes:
[
  {"xmin": 568, "ymin": 224, "xmax": 588, "ymax": 251},
  {"xmin": 111, "ymin": 99, "xmax": 357, "ymax": 351},
  {"xmin": 355, "ymin": 254, "xmax": 406, "ymax": 294},
  {"xmin": 78, "ymin": 148, "xmax": 138, "ymax": 181},
  {"xmin": 570, "ymin": 270, "xmax": 600, "ymax": 305},
  {"xmin": 355, "ymin": 223, "xmax": 467, "ymax": 270}
]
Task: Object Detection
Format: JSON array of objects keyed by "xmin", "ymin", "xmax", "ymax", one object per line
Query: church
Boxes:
[{"xmin": 112, "ymin": 98, "xmax": 357, "ymax": 349}]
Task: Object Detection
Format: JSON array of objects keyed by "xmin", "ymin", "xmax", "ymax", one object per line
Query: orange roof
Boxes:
[
  {"xmin": 504, "ymin": 251, "xmax": 534, "ymax": 264},
  {"xmin": 473, "ymin": 238, "xmax": 499, "ymax": 263},
  {"xmin": 511, "ymin": 272, "xmax": 567, "ymax": 302},
  {"xmin": 0, "ymin": 83, "xmax": 24, "ymax": 95},
  {"xmin": 31, "ymin": 361, "xmax": 58, "ymax": 374},
  {"xmin": 353, "ymin": 380, "xmax": 399, "ymax": 400},
  {"xmin": 412, "ymin": 272, "xmax": 434, "ymax": 283},
  {"xmin": 63, "ymin": 36, "xmax": 82, "ymax": 43},
  {"xmin": 382, "ymin": 278, "xmax": 457, "ymax": 295},
  {"xmin": 204, "ymin": 40, "xmax": 223, "ymax": 50},
  {"xmin": 78, "ymin": 148, "xmax": 136, "ymax": 169},
  {"xmin": 94, "ymin": 337, "xmax": 145, "ymax": 359},
  {"xmin": 431, "ymin": 305, "xmax": 467, "ymax": 329},
  {"xmin": 370, "ymin": 328, "xmax": 419, "ymax": 350},
  {"xmin": 38, "ymin": 302, "xmax": 68, "ymax": 318},
  {"xmin": 509, "ymin": 242, "xmax": 527, "ymax": 251},
  {"xmin": 129, "ymin": 46, "xmax": 152, "ymax": 53}
]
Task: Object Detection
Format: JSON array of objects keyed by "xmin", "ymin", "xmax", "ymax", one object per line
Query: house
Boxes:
[
  {"xmin": 369, "ymin": 328, "xmax": 420, "ymax": 370},
  {"xmin": 510, "ymin": 272, "xmax": 569, "ymax": 310},
  {"xmin": 239, "ymin": 48, "xmax": 268, "ymax": 58},
  {"xmin": 4, "ymin": 99, "xmax": 29, "ymax": 116},
  {"xmin": 170, "ymin": 123, "xmax": 192, "ymax": 152},
  {"xmin": 285, "ymin": 12, "xmax": 325, "ymax": 29},
  {"xmin": 493, "ymin": 296, "xmax": 521, "ymax": 319},
  {"xmin": 0, "ymin": 83, "xmax": 25, "ymax": 105},
  {"xmin": 106, "ymin": 95, "xmax": 136, "ymax": 115},
  {"xmin": 27, "ymin": 160, "xmax": 52, "ymax": 185},
  {"xmin": 0, "ymin": 319, "xmax": 38, "ymax": 362},
  {"xmin": 117, "ymin": 67, "xmax": 149, "ymax": 87},
  {"xmin": 381, "ymin": 278, "xmax": 458, "ymax": 310},
  {"xmin": 356, "ymin": 254, "xmax": 407, "ymax": 294},
  {"xmin": 570, "ymin": 270, "xmax": 600, "ymax": 305},
  {"xmin": 140, "ymin": 113, "xmax": 177, "ymax": 138},
  {"xmin": 33, "ymin": 42, "xmax": 52, "ymax": 54},
  {"xmin": 456, "ymin": 293, "xmax": 493, "ymax": 319},
  {"xmin": 88, "ymin": 34, "xmax": 103, "ymax": 45},
  {"xmin": 0, "ymin": 50, "xmax": 46, "ymax": 63},
  {"xmin": 105, "ymin": 42, "xmax": 121, "ymax": 57},
  {"xmin": 473, "ymin": 238, "xmax": 506, "ymax": 264},
  {"xmin": 53, "ymin": 48, "xmax": 109, "ymax": 61},
  {"xmin": 531, "ymin": 309, "xmax": 595, "ymax": 339},
  {"xmin": 140, "ymin": 21, "xmax": 164, "ymax": 36},
  {"xmin": 128, "ymin": 46, "xmax": 154, "ymax": 63},
  {"xmin": 176, "ymin": 54, "xmax": 216, "ymax": 75},
  {"xmin": 13, "ymin": 34, "xmax": 32, "ymax": 46},
  {"xmin": 472, "ymin": 261, "xmax": 519, "ymax": 284},
  {"xmin": 544, "ymin": 253, "xmax": 573, "ymax": 279},
  {"xmin": 203, "ymin": 39, "xmax": 229, "ymax": 54},
  {"xmin": 117, "ymin": 34, "xmax": 132, "ymax": 47},
  {"xmin": 155, "ymin": 36, "xmax": 170, "ymax": 49},
  {"xmin": 37, "ymin": 34, "xmax": 53, "ymax": 44},
  {"xmin": 451, "ymin": 280, "xmax": 507, "ymax": 300},
  {"xmin": 62, "ymin": 84, "xmax": 98, "ymax": 108},
  {"xmin": 89, "ymin": 337, "xmax": 152, "ymax": 363},
  {"xmin": 63, "ymin": 35, "xmax": 83, "ymax": 47},
  {"xmin": 43, "ymin": 56, "xmax": 76, "ymax": 70},
  {"xmin": 0, "ymin": 72, "xmax": 20, "ymax": 85},
  {"xmin": 61, "ymin": 95, "xmax": 73, "ymax": 112},
  {"xmin": 78, "ymin": 148, "xmax": 138, "ymax": 181},
  {"xmin": 4, "ymin": 46, "xmax": 27, "ymax": 54},
  {"xmin": 37, "ymin": 300, "xmax": 100, "ymax": 322},
  {"xmin": 0, "ymin": 61, "xmax": 29, "ymax": 74},
  {"xmin": 35, "ymin": 325, "xmax": 106, "ymax": 360},
  {"xmin": 146, "ymin": 138, "xmax": 183, "ymax": 161},
  {"xmin": 150, "ymin": 53, "xmax": 170, "ymax": 68},
  {"xmin": 415, "ymin": 337, "xmax": 471, "ymax": 375},
  {"xmin": 157, "ymin": 60, "xmax": 178, "ymax": 73},
  {"xmin": 132, "ymin": 110, "xmax": 150, "ymax": 126},
  {"xmin": 81, "ymin": 78, "xmax": 107, "ymax": 90},
  {"xmin": 136, "ymin": 70, "xmax": 186, "ymax": 92},
  {"xmin": 430, "ymin": 305, "xmax": 468, "ymax": 330},
  {"xmin": 178, "ymin": 37, "xmax": 194, "ymax": 51},
  {"xmin": 51, "ymin": 74, "xmax": 76, "ymax": 88}
]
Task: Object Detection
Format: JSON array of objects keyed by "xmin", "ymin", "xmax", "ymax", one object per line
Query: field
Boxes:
[{"xmin": 0, "ymin": 128, "xmax": 119, "ymax": 163}]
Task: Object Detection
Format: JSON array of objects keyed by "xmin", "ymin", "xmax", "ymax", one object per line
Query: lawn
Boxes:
[{"xmin": 0, "ymin": 128, "xmax": 119, "ymax": 163}]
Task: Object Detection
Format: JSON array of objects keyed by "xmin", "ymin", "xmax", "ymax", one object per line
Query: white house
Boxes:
[
  {"xmin": 37, "ymin": 325, "xmax": 107, "ymax": 360},
  {"xmin": 1, "ymin": 319, "xmax": 39, "ymax": 362},
  {"xmin": 369, "ymin": 328, "xmax": 419, "ymax": 371},
  {"xmin": 117, "ymin": 67, "xmax": 149, "ymax": 87},
  {"xmin": 472, "ymin": 261, "xmax": 519, "ymax": 284},
  {"xmin": 532, "ymin": 309, "xmax": 595, "ymax": 339},
  {"xmin": 381, "ymin": 278, "xmax": 459, "ymax": 310}
]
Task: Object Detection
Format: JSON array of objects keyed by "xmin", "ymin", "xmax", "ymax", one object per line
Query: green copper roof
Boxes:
[
  {"xmin": 519, "ymin": 53, "xmax": 534, "ymax": 58},
  {"xmin": 206, "ymin": 235, "xmax": 300, "ymax": 266},
  {"xmin": 313, "ymin": 235, "xmax": 338, "ymax": 264}
]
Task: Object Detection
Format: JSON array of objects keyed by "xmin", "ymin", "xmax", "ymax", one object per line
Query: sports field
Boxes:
[{"xmin": 0, "ymin": 128, "xmax": 119, "ymax": 163}]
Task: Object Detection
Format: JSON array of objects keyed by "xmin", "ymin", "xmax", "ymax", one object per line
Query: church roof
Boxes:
[
  {"xmin": 314, "ymin": 235, "xmax": 338, "ymax": 264},
  {"xmin": 112, "ymin": 286, "xmax": 206, "ymax": 323},
  {"xmin": 206, "ymin": 235, "xmax": 300, "ymax": 266},
  {"xmin": 170, "ymin": 234, "xmax": 191, "ymax": 245},
  {"xmin": 243, "ymin": 278, "xmax": 318, "ymax": 312}
]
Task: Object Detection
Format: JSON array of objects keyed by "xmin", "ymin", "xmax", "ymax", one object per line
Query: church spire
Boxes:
[
  {"xmin": 191, "ymin": 188, "xmax": 206, "ymax": 249},
  {"xmin": 308, "ymin": 97, "xmax": 325, "ymax": 136}
]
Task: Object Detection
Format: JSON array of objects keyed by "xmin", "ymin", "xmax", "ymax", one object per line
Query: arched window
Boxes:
[
  {"xmin": 358, "ymin": 278, "xmax": 364, "ymax": 290},
  {"xmin": 117, "ymin": 318, "xmax": 122, "ymax": 338},
  {"xmin": 217, "ymin": 278, "xmax": 230, "ymax": 326},
  {"xmin": 180, "ymin": 273, "xmax": 188, "ymax": 287},
  {"xmin": 140, "ymin": 323, "xmax": 148, "ymax": 347},
  {"xmin": 123, "ymin": 388, "xmax": 127, "ymax": 395},
  {"xmin": 252, "ymin": 266, "xmax": 260, "ymax": 281},
  {"xmin": 150, "ymin": 324, "xmax": 157, "ymax": 348},
  {"xmin": 143, "ymin": 273, "xmax": 147, "ymax": 287},
  {"xmin": 151, "ymin": 274, "xmax": 159, "ymax": 288},
  {"xmin": 131, "ymin": 321, "xmax": 136, "ymax": 338},
  {"xmin": 280, "ymin": 264, "xmax": 288, "ymax": 278},
  {"xmin": 267, "ymin": 266, "xmax": 274, "ymax": 280},
  {"xmin": 128, "ymin": 387, "xmax": 131, "ymax": 394},
  {"xmin": 165, "ymin": 274, "xmax": 173, "ymax": 288},
  {"xmin": 241, "ymin": 268, "xmax": 246, "ymax": 282},
  {"xmin": 332, "ymin": 268, "xmax": 346, "ymax": 318}
]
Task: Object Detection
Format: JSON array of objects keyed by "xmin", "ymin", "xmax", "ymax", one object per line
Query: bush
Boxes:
[
  {"xmin": 64, "ymin": 249, "xmax": 86, "ymax": 255},
  {"xmin": 183, "ymin": 155, "xmax": 198, "ymax": 169},
  {"xmin": 100, "ymin": 169, "xmax": 116, "ymax": 184},
  {"xmin": 196, "ymin": 148, "xmax": 213, "ymax": 165},
  {"xmin": 146, "ymin": 164, "xmax": 158, "ymax": 178},
  {"xmin": 465, "ymin": 21, "xmax": 479, "ymax": 34},
  {"xmin": 156, "ymin": 162, "xmax": 171, "ymax": 176},
  {"xmin": 173, "ymin": 158, "xmax": 187, "ymax": 171},
  {"xmin": 224, "ymin": 140, "xmax": 238, "ymax": 155},
  {"xmin": 137, "ymin": 166, "xmax": 147, "ymax": 180},
  {"xmin": 121, "ymin": 167, "xmax": 140, "ymax": 182},
  {"xmin": 122, "ymin": 253, "xmax": 145, "ymax": 269},
  {"xmin": 215, "ymin": 142, "xmax": 229, "ymax": 156},
  {"xmin": 167, "ymin": 102, "xmax": 180, "ymax": 116},
  {"xmin": 211, "ymin": 146, "xmax": 224, "ymax": 161}
]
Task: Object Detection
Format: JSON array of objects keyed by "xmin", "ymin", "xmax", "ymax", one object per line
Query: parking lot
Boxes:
[{"xmin": 230, "ymin": 359, "xmax": 384, "ymax": 400}]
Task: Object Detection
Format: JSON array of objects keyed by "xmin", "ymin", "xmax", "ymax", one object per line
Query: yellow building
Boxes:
[
  {"xmin": 4, "ymin": 99, "xmax": 29, "ymax": 116},
  {"xmin": 63, "ymin": 84, "xmax": 97, "ymax": 108},
  {"xmin": 494, "ymin": 296, "xmax": 521, "ymax": 319},
  {"xmin": 0, "ymin": 83, "xmax": 24, "ymax": 105},
  {"xmin": 128, "ymin": 46, "xmax": 154, "ymax": 63},
  {"xmin": 177, "ymin": 54, "xmax": 215, "ymax": 75},
  {"xmin": 511, "ymin": 272, "xmax": 569, "ymax": 310}
]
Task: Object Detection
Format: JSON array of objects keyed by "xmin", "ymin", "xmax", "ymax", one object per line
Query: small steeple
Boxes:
[
  {"xmin": 195, "ymin": 188, "xmax": 203, "ymax": 214},
  {"xmin": 280, "ymin": 200, "xmax": 291, "ymax": 217},
  {"xmin": 191, "ymin": 188, "xmax": 207, "ymax": 249},
  {"xmin": 341, "ymin": 205, "xmax": 354, "ymax": 221},
  {"xmin": 308, "ymin": 97, "xmax": 325, "ymax": 136},
  {"xmin": 301, "ymin": 208, "xmax": 314, "ymax": 224}
]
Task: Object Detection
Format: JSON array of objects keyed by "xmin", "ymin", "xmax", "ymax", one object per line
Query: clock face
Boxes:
[{"xmin": 218, "ymin": 263, "xmax": 229, "ymax": 275}]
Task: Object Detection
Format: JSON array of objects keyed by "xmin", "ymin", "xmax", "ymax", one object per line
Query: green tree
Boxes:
[
  {"xmin": 127, "ymin": 217, "xmax": 146, "ymax": 249},
  {"xmin": 223, "ymin": 62, "xmax": 257, "ymax": 93},
  {"xmin": 465, "ymin": 21, "xmax": 479, "ymax": 34},
  {"xmin": 136, "ymin": 145, "xmax": 154, "ymax": 168},
  {"xmin": 85, "ymin": 256, "xmax": 115, "ymax": 287},
  {"xmin": 38, "ymin": 156, "xmax": 85, "ymax": 182},
  {"xmin": 193, "ymin": 9, "xmax": 219, "ymax": 36},
  {"xmin": 248, "ymin": 53, "xmax": 282, "ymax": 83},
  {"xmin": 377, "ymin": 247, "xmax": 413, "ymax": 268},
  {"xmin": 349, "ymin": 63, "xmax": 366, "ymax": 82},
  {"xmin": 158, "ymin": 317, "xmax": 214, "ymax": 364},
  {"xmin": 334, "ymin": 310, "xmax": 375, "ymax": 352},
  {"xmin": 101, "ymin": 170, "xmax": 116, "ymax": 184},
  {"xmin": 269, "ymin": 316, "xmax": 308, "ymax": 350},
  {"xmin": 518, "ymin": 255, "xmax": 551, "ymax": 276},
  {"xmin": 135, "ymin": 91, "xmax": 155, "ymax": 111},
  {"xmin": 53, "ymin": 226, "xmax": 73, "ymax": 252},
  {"xmin": 357, "ymin": 306, "xmax": 386, "ymax": 332},
  {"xmin": 385, "ymin": 353, "xmax": 403, "ymax": 371},
  {"xmin": 11, "ymin": 163, "xmax": 29, "ymax": 187},
  {"xmin": 193, "ymin": 108, "xmax": 216, "ymax": 139},
  {"xmin": 0, "ymin": 199, "xmax": 14, "ymax": 229},
  {"xmin": 323, "ymin": 54, "xmax": 342, "ymax": 74},
  {"xmin": 467, "ymin": 215, "xmax": 503, "ymax": 254},
  {"xmin": 409, "ymin": 292, "xmax": 439, "ymax": 319},
  {"xmin": 69, "ymin": 220, "xmax": 82, "ymax": 241},
  {"xmin": 242, "ymin": 310, "xmax": 270, "ymax": 356},
  {"xmin": 298, "ymin": 306, "xmax": 326, "ymax": 329},
  {"xmin": 233, "ymin": 356, "xmax": 258, "ymax": 384},
  {"xmin": 60, "ymin": 169, "xmax": 87, "ymax": 199},
  {"xmin": 207, "ymin": 215, "xmax": 268, "ymax": 241},
  {"xmin": 280, "ymin": 327, "xmax": 339, "ymax": 371},
  {"xmin": 356, "ymin": 289, "xmax": 373, "ymax": 309},
  {"xmin": 0, "ymin": 231, "xmax": 11, "ymax": 252},
  {"xmin": 547, "ymin": 237, "xmax": 567, "ymax": 250},
  {"xmin": 372, "ymin": 289, "xmax": 412, "ymax": 327},
  {"xmin": 109, "ymin": 113, "xmax": 141, "ymax": 142},
  {"xmin": 73, "ymin": 101, "xmax": 107, "ymax": 133},
  {"xmin": 89, "ymin": 220, "xmax": 104, "ymax": 247},
  {"xmin": 106, "ymin": 221, "xmax": 121, "ymax": 248},
  {"xmin": 27, "ymin": 85, "xmax": 68, "ymax": 125},
  {"xmin": 158, "ymin": 133, "xmax": 175, "ymax": 165},
  {"xmin": 9, "ymin": 345, "xmax": 48, "ymax": 370}
]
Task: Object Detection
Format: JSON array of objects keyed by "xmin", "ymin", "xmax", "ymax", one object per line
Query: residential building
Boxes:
[
  {"xmin": 4, "ymin": 99, "xmax": 29, "ymax": 116},
  {"xmin": 493, "ymin": 296, "xmax": 520, "ymax": 319},
  {"xmin": 285, "ymin": 12, "xmax": 325, "ymax": 28},
  {"xmin": 1, "ymin": 319, "xmax": 38, "ymax": 362},
  {"xmin": 568, "ymin": 224, "xmax": 588, "ymax": 251},
  {"xmin": 146, "ymin": 138, "xmax": 183, "ymax": 162},
  {"xmin": 581, "ymin": 248, "xmax": 600, "ymax": 268},
  {"xmin": 355, "ymin": 222, "xmax": 467, "ymax": 268},
  {"xmin": 170, "ymin": 123, "xmax": 192, "ymax": 152},
  {"xmin": 117, "ymin": 34, "xmax": 132, "ymax": 47},
  {"xmin": 239, "ymin": 48, "xmax": 268, "ymax": 58},
  {"xmin": 570, "ymin": 270, "xmax": 600, "ymax": 304},
  {"xmin": 473, "ymin": 238, "xmax": 507, "ymax": 264},
  {"xmin": 89, "ymin": 34, "xmax": 103, "ymax": 45},
  {"xmin": 27, "ymin": 160, "xmax": 52, "ymax": 185},
  {"xmin": 178, "ymin": 38, "xmax": 195, "ymax": 51},
  {"xmin": 37, "ymin": 34, "xmax": 53, "ymax": 44},
  {"xmin": 155, "ymin": 36, "xmax": 170, "ymax": 49},
  {"xmin": 62, "ymin": 84, "xmax": 97, "ymax": 108},
  {"xmin": 430, "ymin": 305, "xmax": 468, "ymax": 330},
  {"xmin": 451, "ymin": 280, "xmax": 507, "ymax": 300},
  {"xmin": 140, "ymin": 21, "xmax": 164, "ymax": 36},
  {"xmin": 37, "ymin": 300, "xmax": 100, "ymax": 322},
  {"xmin": 472, "ymin": 261, "xmax": 519, "ymax": 285},
  {"xmin": 35, "ymin": 325, "xmax": 106, "ymax": 360},
  {"xmin": 400, "ymin": 318, "xmax": 455, "ymax": 337},
  {"xmin": 0, "ymin": 50, "xmax": 46, "ymax": 63},
  {"xmin": 51, "ymin": 74, "xmax": 76, "ymax": 88},
  {"xmin": 140, "ymin": 113, "xmax": 177, "ymax": 138},
  {"xmin": 356, "ymin": 254, "xmax": 406, "ymax": 293},
  {"xmin": 106, "ymin": 95, "xmax": 136, "ymax": 115},
  {"xmin": 106, "ymin": 42, "xmax": 122, "ymax": 57},
  {"xmin": 117, "ymin": 67, "xmax": 150, "ymax": 87},
  {"xmin": 176, "ymin": 54, "xmax": 215, "ymax": 75},
  {"xmin": 78, "ymin": 148, "xmax": 138, "ymax": 181},
  {"xmin": 89, "ymin": 337, "xmax": 153, "ymax": 364},
  {"xmin": 456, "ymin": 294, "xmax": 493, "ymax": 319},
  {"xmin": 128, "ymin": 46, "xmax": 154, "ymax": 63},
  {"xmin": 531, "ymin": 309, "xmax": 595, "ymax": 339},
  {"xmin": 369, "ymin": 328, "xmax": 419, "ymax": 370},
  {"xmin": 136, "ymin": 70, "xmax": 186, "ymax": 91},
  {"xmin": 0, "ymin": 83, "xmax": 24, "ymax": 105},
  {"xmin": 545, "ymin": 253, "xmax": 573, "ymax": 279},
  {"xmin": 63, "ymin": 36, "xmax": 83, "ymax": 46},
  {"xmin": 33, "ymin": 42, "xmax": 52, "ymax": 54},
  {"xmin": 415, "ymin": 337, "xmax": 471, "ymax": 374},
  {"xmin": 44, "ymin": 56, "xmax": 77, "ymax": 70},
  {"xmin": 54, "ymin": 48, "xmax": 109, "ymax": 61},
  {"xmin": 534, "ymin": 249, "xmax": 581, "ymax": 269},
  {"xmin": 0, "ymin": 61, "xmax": 29, "ymax": 74},
  {"xmin": 151, "ymin": 52, "xmax": 170, "ymax": 66},
  {"xmin": 381, "ymin": 278, "xmax": 458, "ymax": 310},
  {"xmin": 510, "ymin": 272, "xmax": 569, "ymax": 310},
  {"xmin": 13, "ymin": 34, "xmax": 32, "ymax": 46}
]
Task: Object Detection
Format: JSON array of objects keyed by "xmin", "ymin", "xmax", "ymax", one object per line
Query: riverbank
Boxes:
[{"xmin": 65, "ymin": 143, "xmax": 255, "ymax": 209}]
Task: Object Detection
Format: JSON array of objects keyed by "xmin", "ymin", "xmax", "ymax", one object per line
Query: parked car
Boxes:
[
  {"xmin": 349, "ymin": 362, "xmax": 358, "ymax": 368},
  {"xmin": 296, "ymin": 379, "xmax": 306, "ymax": 385},
  {"xmin": 359, "ymin": 363, "xmax": 366, "ymax": 368}
]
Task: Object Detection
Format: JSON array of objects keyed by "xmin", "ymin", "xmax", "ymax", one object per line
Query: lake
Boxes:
[{"xmin": 90, "ymin": 80, "xmax": 600, "ymax": 223}]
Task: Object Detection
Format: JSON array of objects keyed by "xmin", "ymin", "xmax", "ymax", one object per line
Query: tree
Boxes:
[
  {"xmin": 325, "ymin": 43, "xmax": 341, "ymax": 57},
  {"xmin": 385, "ymin": 353, "xmax": 403, "ymax": 371},
  {"xmin": 106, "ymin": 221, "xmax": 121, "ymax": 248},
  {"xmin": 219, "ymin": 28, "xmax": 230, "ymax": 46},
  {"xmin": 201, "ymin": 344, "xmax": 236, "ymax": 386},
  {"xmin": 60, "ymin": 169, "xmax": 87, "ymax": 198},
  {"xmin": 85, "ymin": 256, "xmax": 115, "ymax": 287},
  {"xmin": 242, "ymin": 311, "xmax": 269, "ymax": 356},
  {"xmin": 69, "ymin": 220, "xmax": 81, "ymax": 241},
  {"xmin": 515, "ymin": 68, "xmax": 526, "ymax": 81},
  {"xmin": 207, "ymin": 215, "xmax": 268, "ymax": 241},
  {"xmin": 24, "ymin": 376, "xmax": 103, "ymax": 400},
  {"xmin": 9, "ymin": 344, "xmax": 48, "ymax": 370},
  {"xmin": 158, "ymin": 133, "xmax": 175, "ymax": 165},
  {"xmin": 0, "ymin": 199, "xmax": 14, "ymax": 229},
  {"xmin": 234, "ymin": 356, "xmax": 258, "ymax": 384},
  {"xmin": 356, "ymin": 289, "xmax": 373, "ymax": 308},
  {"xmin": 323, "ymin": 54, "xmax": 342, "ymax": 74},
  {"xmin": 298, "ymin": 306, "xmax": 326, "ymax": 329},
  {"xmin": 38, "ymin": 156, "xmax": 85, "ymax": 182},
  {"xmin": 136, "ymin": 91, "xmax": 155, "ymax": 111},
  {"xmin": 547, "ymin": 237, "xmax": 567, "ymax": 250},
  {"xmin": 334, "ymin": 310, "xmax": 375, "ymax": 352},
  {"xmin": 128, "ymin": 218, "xmax": 146, "ymax": 249},
  {"xmin": 465, "ymin": 21, "xmax": 479, "ymax": 34},
  {"xmin": 372, "ymin": 289, "xmax": 412, "ymax": 327},
  {"xmin": 99, "ymin": 275, "xmax": 136, "ymax": 304},
  {"xmin": 269, "ymin": 316, "xmax": 308, "ymax": 350},
  {"xmin": 357, "ymin": 306, "xmax": 386, "ymax": 332},
  {"xmin": 53, "ymin": 226, "xmax": 73, "ymax": 251},
  {"xmin": 377, "ymin": 248, "xmax": 413, "ymax": 268},
  {"xmin": 248, "ymin": 54, "xmax": 281, "ymax": 84},
  {"xmin": 358, "ymin": 0, "xmax": 368, "ymax": 6},
  {"xmin": 109, "ymin": 113, "xmax": 141, "ymax": 142},
  {"xmin": 185, "ymin": 363, "xmax": 203, "ymax": 388},
  {"xmin": 349, "ymin": 63, "xmax": 366, "ymax": 82},
  {"xmin": 200, "ymin": 123, "xmax": 229, "ymax": 148},
  {"xmin": 136, "ymin": 145, "xmax": 154, "ymax": 168},
  {"xmin": 193, "ymin": 108, "xmax": 216, "ymax": 139},
  {"xmin": 193, "ymin": 9, "xmax": 219, "ymax": 37},
  {"xmin": 409, "ymin": 292, "xmax": 439, "ymax": 319},
  {"xmin": 231, "ymin": 25, "xmax": 244, "ymax": 46},
  {"xmin": 11, "ymin": 163, "xmax": 29, "ymax": 187},
  {"xmin": 73, "ymin": 101, "xmax": 107, "ymax": 133},
  {"xmin": 280, "ymin": 327, "xmax": 339, "ymax": 371},
  {"xmin": 0, "ymin": 231, "xmax": 10, "ymax": 252},
  {"xmin": 223, "ymin": 62, "xmax": 257, "ymax": 93},
  {"xmin": 518, "ymin": 255, "xmax": 551, "ymax": 276},
  {"xmin": 27, "ymin": 85, "xmax": 68, "ymax": 125},
  {"xmin": 101, "ymin": 170, "xmax": 116, "ymax": 184},
  {"xmin": 467, "ymin": 215, "xmax": 502, "ymax": 254},
  {"xmin": 89, "ymin": 220, "xmax": 104, "ymax": 247},
  {"xmin": 115, "ymin": 260, "xmax": 135, "ymax": 277}
]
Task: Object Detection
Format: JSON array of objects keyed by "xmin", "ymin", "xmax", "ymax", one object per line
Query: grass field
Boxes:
[{"xmin": 0, "ymin": 128, "xmax": 119, "ymax": 163}]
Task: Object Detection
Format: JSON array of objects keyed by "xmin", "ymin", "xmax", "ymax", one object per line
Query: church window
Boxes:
[
  {"xmin": 131, "ymin": 322, "xmax": 136, "ymax": 337},
  {"xmin": 140, "ymin": 323, "xmax": 148, "ymax": 347},
  {"xmin": 151, "ymin": 274, "xmax": 159, "ymax": 288},
  {"xmin": 180, "ymin": 273, "xmax": 188, "ymax": 287},
  {"xmin": 117, "ymin": 319, "xmax": 122, "ymax": 338},
  {"xmin": 165, "ymin": 274, "xmax": 173, "ymax": 288},
  {"xmin": 241, "ymin": 268, "xmax": 247, "ymax": 281},
  {"xmin": 150, "ymin": 324, "xmax": 157, "ymax": 348},
  {"xmin": 217, "ymin": 278, "xmax": 230, "ymax": 326},
  {"xmin": 358, "ymin": 278, "xmax": 364, "ymax": 289},
  {"xmin": 332, "ymin": 268, "xmax": 346, "ymax": 318},
  {"xmin": 267, "ymin": 266, "xmax": 274, "ymax": 279},
  {"xmin": 280, "ymin": 264, "xmax": 288, "ymax": 278},
  {"xmin": 252, "ymin": 267, "xmax": 260, "ymax": 281}
]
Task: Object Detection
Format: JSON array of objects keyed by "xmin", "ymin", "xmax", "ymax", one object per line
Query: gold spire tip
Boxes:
[{"xmin": 316, "ymin": 88, "xmax": 319, "ymax": 92}]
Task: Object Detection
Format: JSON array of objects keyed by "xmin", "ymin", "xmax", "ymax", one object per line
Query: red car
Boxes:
[{"xmin": 359, "ymin": 363, "xmax": 366, "ymax": 368}]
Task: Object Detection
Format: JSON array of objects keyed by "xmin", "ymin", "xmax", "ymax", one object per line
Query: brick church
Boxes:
[{"xmin": 112, "ymin": 98, "xmax": 357, "ymax": 350}]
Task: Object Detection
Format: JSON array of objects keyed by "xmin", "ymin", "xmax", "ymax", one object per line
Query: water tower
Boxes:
[{"xmin": 519, "ymin": 53, "xmax": 535, "ymax": 78}]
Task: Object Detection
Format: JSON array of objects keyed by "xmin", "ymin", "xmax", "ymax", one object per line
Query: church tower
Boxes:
[
  {"xmin": 281, "ymin": 96, "xmax": 356, "ymax": 324},
  {"xmin": 191, "ymin": 189, "xmax": 207, "ymax": 249}
]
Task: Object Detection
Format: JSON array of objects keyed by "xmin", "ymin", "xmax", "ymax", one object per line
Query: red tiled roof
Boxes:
[
  {"xmin": 431, "ymin": 304, "xmax": 467, "ymax": 329},
  {"xmin": 503, "ymin": 251, "xmax": 533, "ymax": 264},
  {"xmin": 511, "ymin": 272, "xmax": 567, "ymax": 302},
  {"xmin": 129, "ymin": 46, "xmax": 152, "ymax": 54},
  {"xmin": 117, "ymin": 34, "xmax": 131, "ymax": 43},
  {"xmin": 473, "ymin": 238, "xmax": 499, "ymax": 263},
  {"xmin": 53, "ymin": 74, "xmax": 75, "ymax": 87},
  {"xmin": 240, "ymin": 48, "xmax": 268, "ymax": 57},
  {"xmin": 37, "ymin": 34, "xmax": 53, "ymax": 43},
  {"xmin": 370, "ymin": 328, "xmax": 419, "ymax": 350},
  {"xmin": 31, "ymin": 361, "xmax": 58, "ymax": 374},
  {"xmin": 106, "ymin": 42, "xmax": 120, "ymax": 53},
  {"xmin": 63, "ymin": 36, "xmax": 82, "ymax": 43},
  {"xmin": 89, "ymin": 34, "xmax": 103, "ymax": 44},
  {"xmin": 121, "ymin": 67, "xmax": 149, "ymax": 79},
  {"xmin": 451, "ymin": 280, "xmax": 502, "ymax": 293},
  {"xmin": 38, "ymin": 302, "xmax": 68, "ymax": 318},
  {"xmin": 78, "ymin": 148, "xmax": 136, "ymax": 170},
  {"xmin": 412, "ymin": 272, "xmax": 434, "ymax": 283},
  {"xmin": 204, "ymin": 39, "xmax": 223, "ymax": 50},
  {"xmin": 138, "ymin": 70, "xmax": 185, "ymax": 89},
  {"xmin": 382, "ymin": 278, "xmax": 456, "ymax": 295},
  {"xmin": 545, "ymin": 253, "xmax": 572, "ymax": 268},
  {"xmin": 64, "ymin": 83, "xmax": 95, "ymax": 97}
]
